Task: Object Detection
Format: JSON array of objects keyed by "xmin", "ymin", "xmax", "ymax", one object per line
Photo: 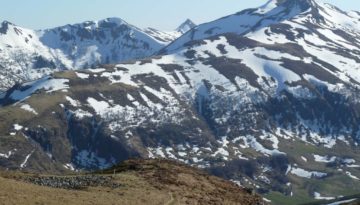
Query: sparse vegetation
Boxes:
[{"xmin": 0, "ymin": 159, "xmax": 263, "ymax": 205}]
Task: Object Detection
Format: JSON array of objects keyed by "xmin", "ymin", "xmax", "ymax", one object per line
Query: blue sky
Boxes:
[{"xmin": 0, "ymin": 0, "xmax": 357, "ymax": 30}]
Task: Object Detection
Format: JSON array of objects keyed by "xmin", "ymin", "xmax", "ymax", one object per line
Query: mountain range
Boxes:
[
  {"xmin": 1, "ymin": 0, "xmax": 360, "ymax": 204},
  {"xmin": 0, "ymin": 18, "xmax": 196, "ymax": 91}
]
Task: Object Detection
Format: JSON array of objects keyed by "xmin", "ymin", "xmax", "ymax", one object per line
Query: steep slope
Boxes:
[
  {"xmin": 0, "ymin": 21, "xmax": 66, "ymax": 90},
  {"xmin": 39, "ymin": 18, "xmax": 167, "ymax": 68},
  {"xmin": 2, "ymin": 0, "xmax": 360, "ymax": 204},
  {"xmin": 0, "ymin": 159, "xmax": 262, "ymax": 205},
  {"xmin": 0, "ymin": 18, "xmax": 170, "ymax": 91},
  {"xmin": 162, "ymin": 0, "xmax": 360, "ymax": 54}
]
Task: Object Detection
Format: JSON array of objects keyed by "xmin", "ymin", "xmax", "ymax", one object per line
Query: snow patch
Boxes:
[
  {"xmin": 66, "ymin": 96, "xmax": 81, "ymax": 107},
  {"xmin": 314, "ymin": 155, "xmax": 337, "ymax": 163},
  {"xmin": 327, "ymin": 199, "xmax": 357, "ymax": 205},
  {"xmin": 346, "ymin": 171, "xmax": 360, "ymax": 180},
  {"xmin": 0, "ymin": 150, "xmax": 15, "ymax": 159},
  {"xmin": 10, "ymin": 77, "xmax": 69, "ymax": 102},
  {"xmin": 20, "ymin": 104, "xmax": 38, "ymax": 115},
  {"xmin": 13, "ymin": 124, "xmax": 23, "ymax": 131},
  {"xmin": 88, "ymin": 68, "xmax": 106, "ymax": 73},
  {"xmin": 87, "ymin": 97, "xmax": 110, "ymax": 116},
  {"xmin": 314, "ymin": 192, "xmax": 335, "ymax": 200},
  {"xmin": 75, "ymin": 72, "xmax": 90, "ymax": 79},
  {"xmin": 20, "ymin": 150, "xmax": 35, "ymax": 168},
  {"xmin": 290, "ymin": 167, "xmax": 327, "ymax": 179},
  {"xmin": 63, "ymin": 163, "xmax": 76, "ymax": 171}
]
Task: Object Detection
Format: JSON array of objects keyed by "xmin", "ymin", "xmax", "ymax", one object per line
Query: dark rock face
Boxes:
[
  {"xmin": 66, "ymin": 117, "xmax": 136, "ymax": 169},
  {"xmin": 33, "ymin": 56, "xmax": 56, "ymax": 69},
  {"xmin": 0, "ymin": 21, "xmax": 11, "ymax": 34}
]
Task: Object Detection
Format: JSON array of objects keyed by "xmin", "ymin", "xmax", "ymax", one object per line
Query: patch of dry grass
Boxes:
[{"xmin": 0, "ymin": 159, "xmax": 262, "ymax": 205}]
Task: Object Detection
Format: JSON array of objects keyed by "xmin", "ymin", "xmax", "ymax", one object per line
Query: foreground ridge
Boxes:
[{"xmin": 0, "ymin": 159, "xmax": 263, "ymax": 205}]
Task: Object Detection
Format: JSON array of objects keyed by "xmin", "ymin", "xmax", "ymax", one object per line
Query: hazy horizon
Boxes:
[{"xmin": 0, "ymin": 0, "xmax": 357, "ymax": 30}]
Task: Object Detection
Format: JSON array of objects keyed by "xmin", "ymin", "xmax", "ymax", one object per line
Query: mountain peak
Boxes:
[
  {"xmin": 1, "ymin": 20, "xmax": 16, "ymax": 28},
  {"xmin": 252, "ymin": 0, "xmax": 318, "ymax": 18},
  {"xmin": 96, "ymin": 17, "xmax": 129, "ymax": 28},
  {"xmin": 274, "ymin": 0, "xmax": 318, "ymax": 10},
  {"xmin": 176, "ymin": 19, "xmax": 196, "ymax": 34},
  {"xmin": 101, "ymin": 17, "xmax": 127, "ymax": 25},
  {"xmin": 0, "ymin": 20, "xmax": 16, "ymax": 34},
  {"xmin": 1, "ymin": 20, "xmax": 15, "ymax": 26},
  {"xmin": 274, "ymin": 0, "xmax": 314, "ymax": 3}
]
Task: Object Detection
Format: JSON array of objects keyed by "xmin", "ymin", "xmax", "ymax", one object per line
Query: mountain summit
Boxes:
[
  {"xmin": 0, "ymin": 18, "xmax": 177, "ymax": 91},
  {"xmin": 0, "ymin": 21, "xmax": 15, "ymax": 34},
  {"xmin": 163, "ymin": 0, "xmax": 338, "ymax": 53},
  {"xmin": 176, "ymin": 19, "xmax": 196, "ymax": 34},
  {"xmin": 273, "ymin": 0, "xmax": 321, "ymax": 12}
]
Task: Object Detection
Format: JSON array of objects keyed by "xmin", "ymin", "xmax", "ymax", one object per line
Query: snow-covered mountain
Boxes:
[
  {"xmin": 2, "ymin": 0, "xmax": 360, "ymax": 203},
  {"xmin": 0, "ymin": 18, "xmax": 179, "ymax": 91},
  {"xmin": 163, "ymin": 0, "xmax": 360, "ymax": 54},
  {"xmin": 144, "ymin": 19, "xmax": 196, "ymax": 43},
  {"xmin": 0, "ymin": 21, "xmax": 63, "ymax": 90},
  {"xmin": 39, "ymin": 18, "xmax": 169, "ymax": 68},
  {"xmin": 176, "ymin": 19, "xmax": 197, "ymax": 34}
]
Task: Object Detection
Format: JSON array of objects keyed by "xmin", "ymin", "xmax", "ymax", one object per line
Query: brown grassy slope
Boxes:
[{"xmin": 0, "ymin": 159, "xmax": 263, "ymax": 205}]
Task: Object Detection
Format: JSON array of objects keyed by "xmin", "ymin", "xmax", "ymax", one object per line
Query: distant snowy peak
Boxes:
[
  {"xmin": 163, "ymin": 0, "xmax": 353, "ymax": 53},
  {"xmin": 176, "ymin": 19, "xmax": 196, "ymax": 34},
  {"xmin": 97, "ymin": 17, "xmax": 129, "ymax": 26},
  {"xmin": 0, "ymin": 20, "xmax": 38, "ymax": 36},
  {"xmin": 144, "ymin": 19, "xmax": 196, "ymax": 44},
  {"xmin": 0, "ymin": 17, "xmax": 171, "ymax": 91},
  {"xmin": 272, "ymin": 0, "xmax": 316, "ymax": 7},
  {"xmin": 38, "ymin": 17, "xmax": 170, "ymax": 67},
  {"xmin": 40, "ymin": 17, "xmax": 159, "ymax": 44},
  {"xmin": 257, "ymin": 0, "xmax": 315, "ymax": 13},
  {"xmin": 45, "ymin": 17, "xmax": 137, "ymax": 34}
]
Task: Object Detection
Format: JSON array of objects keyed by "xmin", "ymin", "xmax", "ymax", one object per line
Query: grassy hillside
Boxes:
[{"xmin": 0, "ymin": 159, "xmax": 263, "ymax": 205}]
